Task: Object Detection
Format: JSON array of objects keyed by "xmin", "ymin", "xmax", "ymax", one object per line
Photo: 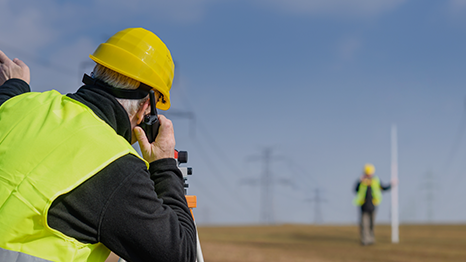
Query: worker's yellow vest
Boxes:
[
  {"xmin": 0, "ymin": 91, "xmax": 148, "ymax": 262},
  {"xmin": 353, "ymin": 176, "xmax": 383, "ymax": 206}
]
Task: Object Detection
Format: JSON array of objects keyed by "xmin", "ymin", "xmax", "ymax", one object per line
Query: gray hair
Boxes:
[{"xmin": 92, "ymin": 64, "xmax": 148, "ymax": 118}]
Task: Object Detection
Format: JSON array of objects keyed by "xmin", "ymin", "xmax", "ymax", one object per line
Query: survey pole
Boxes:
[{"xmin": 391, "ymin": 124, "xmax": 399, "ymax": 243}]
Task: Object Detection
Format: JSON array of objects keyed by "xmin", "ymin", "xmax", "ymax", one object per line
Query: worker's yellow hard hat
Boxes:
[
  {"xmin": 90, "ymin": 27, "xmax": 174, "ymax": 110},
  {"xmin": 364, "ymin": 163, "xmax": 375, "ymax": 175}
]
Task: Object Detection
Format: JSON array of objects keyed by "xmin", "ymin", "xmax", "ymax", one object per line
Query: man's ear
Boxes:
[{"xmin": 136, "ymin": 99, "xmax": 150, "ymax": 124}]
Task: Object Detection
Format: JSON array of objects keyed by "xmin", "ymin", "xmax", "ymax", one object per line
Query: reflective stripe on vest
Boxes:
[
  {"xmin": 0, "ymin": 247, "xmax": 52, "ymax": 262},
  {"xmin": 353, "ymin": 176, "xmax": 383, "ymax": 206},
  {"xmin": 0, "ymin": 91, "xmax": 148, "ymax": 261}
]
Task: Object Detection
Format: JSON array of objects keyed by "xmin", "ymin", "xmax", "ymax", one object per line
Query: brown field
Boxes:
[{"xmin": 197, "ymin": 224, "xmax": 466, "ymax": 262}]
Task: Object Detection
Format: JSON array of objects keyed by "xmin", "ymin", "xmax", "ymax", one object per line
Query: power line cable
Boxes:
[
  {"xmin": 0, "ymin": 42, "xmax": 75, "ymax": 76},
  {"xmin": 170, "ymin": 65, "xmax": 245, "ymax": 177},
  {"xmin": 305, "ymin": 188, "xmax": 327, "ymax": 224},
  {"xmin": 324, "ymin": 197, "xmax": 357, "ymax": 219},
  {"xmin": 443, "ymin": 96, "xmax": 466, "ymax": 179},
  {"xmin": 283, "ymin": 156, "xmax": 320, "ymax": 189},
  {"xmin": 241, "ymin": 147, "xmax": 293, "ymax": 224},
  {"xmin": 191, "ymin": 136, "xmax": 256, "ymax": 214},
  {"xmin": 168, "ymin": 66, "xmax": 259, "ymax": 215},
  {"xmin": 439, "ymin": 97, "xmax": 466, "ymax": 202}
]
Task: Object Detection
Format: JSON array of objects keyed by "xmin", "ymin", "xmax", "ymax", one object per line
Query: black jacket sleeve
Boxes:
[
  {"xmin": 0, "ymin": 78, "xmax": 30, "ymax": 106},
  {"xmin": 99, "ymin": 157, "xmax": 197, "ymax": 262},
  {"xmin": 47, "ymin": 155, "xmax": 197, "ymax": 262},
  {"xmin": 380, "ymin": 181, "xmax": 391, "ymax": 191},
  {"xmin": 355, "ymin": 181, "xmax": 361, "ymax": 192}
]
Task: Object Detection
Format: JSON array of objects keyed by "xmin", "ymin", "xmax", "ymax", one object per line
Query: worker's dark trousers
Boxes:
[{"xmin": 360, "ymin": 210, "xmax": 376, "ymax": 245}]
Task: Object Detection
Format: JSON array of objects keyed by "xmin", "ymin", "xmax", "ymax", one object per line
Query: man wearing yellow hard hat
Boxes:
[
  {"xmin": 0, "ymin": 28, "xmax": 196, "ymax": 261},
  {"xmin": 353, "ymin": 163, "xmax": 394, "ymax": 245}
]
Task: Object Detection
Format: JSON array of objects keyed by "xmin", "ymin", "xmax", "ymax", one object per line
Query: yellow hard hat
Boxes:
[
  {"xmin": 90, "ymin": 27, "xmax": 174, "ymax": 110},
  {"xmin": 364, "ymin": 163, "xmax": 375, "ymax": 175}
]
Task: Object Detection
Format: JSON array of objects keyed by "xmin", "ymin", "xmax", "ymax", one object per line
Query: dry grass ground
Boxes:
[{"xmin": 197, "ymin": 224, "xmax": 466, "ymax": 262}]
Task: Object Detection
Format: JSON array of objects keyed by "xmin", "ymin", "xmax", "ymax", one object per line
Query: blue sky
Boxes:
[{"xmin": 2, "ymin": 0, "xmax": 466, "ymax": 225}]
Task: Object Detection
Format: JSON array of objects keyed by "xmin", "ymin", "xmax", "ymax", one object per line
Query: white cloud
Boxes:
[
  {"xmin": 449, "ymin": 0, "xmax": 466, "ymax": 9},
  {"xmin": 448, "ymin": 0, "xmax": 466, "ymax": 17},
  {"xmin": 441, "ymin": 0, "xmax": 466, "ymax": 26},
  {"xmin": 253, "ymin": 0, "xmax": 407, "ymax": 18},
  {"xmin": 91, "ymin": 0, "xmax": 218, "ymax": 24},
  {"xmin": 330, "ymin": 35, "xmax": 364, "ymax": 70},
  {"xmin": 74, "ymin": 0, "xmax": 408, "ymax": 23},
  {"xmin": 0, "ymin": 1, "xmax": 58, "ymax": 53},
  {"xmin": 50, "ymin": 37, "xmax": 95, "ymax": 66},
  {"xmin": 20, "ymin": 37, "xmax": 96, "ymax": 93},
  {"xmin": 338, "ymin": 36, "xmax": 363, "ymax": 61},
  {"xmin": 42, "ymin": 37, "xmax": 97, "ymax": 93}
]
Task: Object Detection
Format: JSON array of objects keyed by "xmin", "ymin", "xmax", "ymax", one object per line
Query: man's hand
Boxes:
[
  {"xmin": 134, "ymin": 115, "xmax": 175, "ymax": 163},
  {"xmin": 0, "ymin": 50, "xmax": 30, "ymax": 86}
]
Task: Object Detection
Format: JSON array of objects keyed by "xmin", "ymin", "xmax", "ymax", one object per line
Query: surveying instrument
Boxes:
[
  {"xmin": 118, "ymin": 150, "xmax": 204, "ymax": 262},
  {"xmin": 176, "ymin": 149, "xmax": 204, "ymax": 262}
]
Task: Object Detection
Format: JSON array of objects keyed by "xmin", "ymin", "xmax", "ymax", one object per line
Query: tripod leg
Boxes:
[{"xmin": 195, "ymin": 221, "xmax": 204, "ymax": 262}]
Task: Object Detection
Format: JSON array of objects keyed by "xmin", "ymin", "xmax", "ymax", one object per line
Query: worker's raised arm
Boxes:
[
  {"xmin": 0, "ymin": 50, "xmax": 30, "ymax": 85},
  {"xmin": 0, "ymin": 50, "xmax": 31, "ymax": 107}
]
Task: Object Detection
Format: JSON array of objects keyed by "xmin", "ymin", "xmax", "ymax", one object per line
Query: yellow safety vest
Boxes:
[
  {"xmin": 0, "ymin": 90, "xmax": 148, "ymax": 262},
  {"xmin": 353, "ymin": 176, "xmax": 383, "ymax": 206}
]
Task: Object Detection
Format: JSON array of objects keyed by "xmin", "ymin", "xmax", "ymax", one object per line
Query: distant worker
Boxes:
[
  {"xmin": 0, "ymin": 28, "xmax": 196, "ymax": 261},
  {"xmin": 353, "ymin": 163, "xmax": 394, "ymax": 245}
]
